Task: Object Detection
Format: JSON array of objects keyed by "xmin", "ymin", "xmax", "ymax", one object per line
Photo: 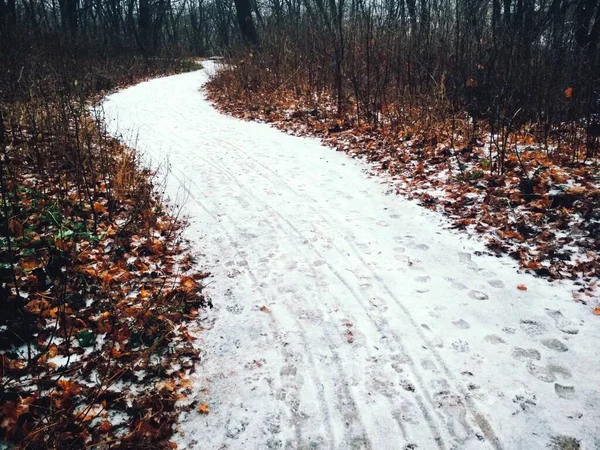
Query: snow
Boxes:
[{"xmin": 102, "ymin": 61, "xmax": 600, "ymax": 450}]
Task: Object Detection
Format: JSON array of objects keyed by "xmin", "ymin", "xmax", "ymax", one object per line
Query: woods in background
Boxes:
[
  {"xmin": 231, "ymin": 0, "xmax": 600, "ymax": 152},
  {"xmin": 2, "ymin": 0, "xmax": 598, "ymax": 134},
  {"xmin": 205, "ymin": 0, "xmax": 600, "ymax": 285}
]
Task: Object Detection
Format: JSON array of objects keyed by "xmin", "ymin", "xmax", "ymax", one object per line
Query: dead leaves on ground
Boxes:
[{"xmin": 0, "ymin": 120, "xmax": 210, "ymax": 448}]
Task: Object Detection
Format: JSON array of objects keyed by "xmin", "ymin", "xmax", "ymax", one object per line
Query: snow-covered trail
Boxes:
[{"xmin": 103, "ymin": 62, "xmax": 600, "ymax": 450}]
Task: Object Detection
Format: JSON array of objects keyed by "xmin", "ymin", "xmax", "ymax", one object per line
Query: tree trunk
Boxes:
[
  {"xmin": 233, "ymin": 0, "xmax": 259, "ymax": 46},
  {"xmin": 0, "ymin": 0, "xmax": 6, "ymax": 26},
  {"xmin": 139, "ymin": 0, "xmax": 151, "ymax": 44},
  {"xmin": 59, "ymin": 0, "xmax": 78, "ymax": 37},
  {"xmin": 574, "ymin": 0, "xmax": 600, "ymax": 49}
]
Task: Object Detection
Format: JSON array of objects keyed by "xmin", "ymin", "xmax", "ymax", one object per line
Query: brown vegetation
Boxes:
[{"xmin": 1, "ymin": 11, "xmax": 208, "ymax": 449}]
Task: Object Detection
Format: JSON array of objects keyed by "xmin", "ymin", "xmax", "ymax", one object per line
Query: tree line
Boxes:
[
  {"xmin": 235, "ymin": 0, "xmax": 600, "ymax": 153},
  {"xmin": 1, "ymin": 0, "xmax": 599, "ymax": 157}
]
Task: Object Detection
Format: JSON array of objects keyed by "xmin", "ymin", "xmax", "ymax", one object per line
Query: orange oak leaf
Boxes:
[
  {"xmin": 98, "ymin": 420, "xmax": 112, "ymax": 433},
  {"xmin": 197, "ymin": 403, "xmax": 210, "ymax": 414},
  {"xmin": 565, "ymin": 87, "xmax": 573, "ymax": 99}
]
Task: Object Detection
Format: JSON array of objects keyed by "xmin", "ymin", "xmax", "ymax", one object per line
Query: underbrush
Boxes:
[
  {"xmin": 208, "ymin": 58, "xmax": 600, "ymax": 303},
  {"xmin": 0, "ymin": 52, "xmax": 210, "ymax": 448}
]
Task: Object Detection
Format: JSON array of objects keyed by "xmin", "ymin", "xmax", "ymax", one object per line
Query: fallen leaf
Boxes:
[
  {"xmin": 517, "ymin": 284, "xmax": 528, "ymax": 291},
  {"xmin": 146, "ymin": 238, "xmax": 164, "ymax": 255},
  {"xmin": 466, "ymin": 78, "xmax": 478, "ymax": 88},
  {"xmin": 55, "ymin": 239, "xmax": 72, "ymax": 251},
  {"xmin": 565, "ymin": 87, "xmax": 573, "ymax": 99},
  {"xmin": 180, "ymin": 276, "xmax": 200, "ymax": 292},
  {"xmin": 259, "ymin": 305, "xmax": 270, "ymax": 313},
  {"xmin": 593, "ymin": 308, "xmax": 600, "ymax": 315},
  {"xmin": 24, "ymin": 298, "xmax": 51, "ymax": 315},
  {"xmin": 8, "ymin": 219, "xmax": 23, "ymax": 236},
  {"xmin": 47, "ymin": 344, "xmax": 59, "ymax": 358},
  {"xmin": 93, "ymin": 202, "xmax": 107, "ymax": 214},
  {"xmin": 197, "ymin": 403, "xmax": 210, "ymax": 414},
  {"xmin": 98, "ymin": 420, "xmax": 112, "ymax": 433},
  {"xmin": 20, "ymin": 255, "xmax": 40, "ymax": 271}
]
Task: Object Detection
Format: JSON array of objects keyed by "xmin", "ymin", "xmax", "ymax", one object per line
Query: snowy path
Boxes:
[{"xmin": 103, "ymin": 62, "xmax": 600, "ymax": 450}]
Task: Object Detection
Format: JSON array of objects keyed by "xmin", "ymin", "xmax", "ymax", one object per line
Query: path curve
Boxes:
[{"xmin": 103, "ymin": 62, "xmax": 600, "ymax": 450}]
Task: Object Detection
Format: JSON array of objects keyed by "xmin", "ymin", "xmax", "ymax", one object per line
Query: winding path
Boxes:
[{"xmin": 103, "ymin": 62, "xmax": 600, "ymax": 450}]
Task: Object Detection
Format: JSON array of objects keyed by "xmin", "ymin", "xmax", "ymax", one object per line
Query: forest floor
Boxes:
[
  {"xmin": 103, "ymin": 61, "xmax": 600, "ymax": 449},
  {"xmin": 0, "ymin": 59, "xmax": 209, "ymax": 448}
]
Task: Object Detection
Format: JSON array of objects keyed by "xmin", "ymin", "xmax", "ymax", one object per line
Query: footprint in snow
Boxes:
[
  {"xmin": 469, "ymin": 290, "xmax": 489, "ymax": 301},
  {"xmin": 421, "ymin": 323, "xmax": 444, "ymax": 347},
  {"xmin": 512, "ymin": 347, "xmax": 541, "ymax": 361},
  {"xmin": 451, "ymin": 340, "xmax": 470, "ymax": 353},
  {"xmin": 421, "ymin": 359, "xmax": 437, "ymax": 370},
  {"xmin": 527, "ymin": 362, "xmax": 572, "ymax": 383},
  {"xmin": 546, "ymin": 309, "xmax": 580, "ymax": 335},
  {"xmin": 485, "ymin": 334, "xmax": 506, "ymax": 345},
  {"xmin": 226, "ymin": 304, "xmax": 244, "ymax": 314},
  {"xmin": 225, "ymin": 418, "xmax": 249, "ymax": 439},
  {"xmin": 554, "ymin": 383, "xmax": 576, "ymax": 399},
  {"xmin": 541, "ymin": 338, "xmax": 569, "ymax": 352},
  {"xmin": 394, "ymin": 254, "xmax": 411, "ymax": 264},
  {"xmin": 520, "ymin": 319, "xmax": 546, "ymax": 336},
  {"xmin": 477, "ymin": 268, "xmax": 497, "ymax": 277},
  {"xmin": 369, "ymin": 296, "xmax": 386, "ymax": 308},
  {"xmin": 446, "ymin": 277, "xmax": 468, "ymax": 290},
  {"xmin": 488, "ymin": 279, "xmax": 505, "ymax": 288},
  {"xmin": 392, "ymin": 400, "xmax": 420, "ymax": 424},
  {"xmin": 458, "ymin": 252, "xmax": 473, "ymax": 264},
  {"xmin": 512, "ymin": 391, "xmax": 537, "ymax": 414},
  {"xmin": 280, "ymin": 365, "xmax": 297, "ymax": 377},
  {"xmin": 453, "ymin": 319, "xmax": 470, "ymax": 329}
]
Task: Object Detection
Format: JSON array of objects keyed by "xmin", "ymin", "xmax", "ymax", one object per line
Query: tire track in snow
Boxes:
[
  {"xmin": 145, "ymin": 99, "xmax": 436, "ymax": 447},
  {"xmin": 168, "ymin": 156, "xmax": 382, "ymax": 448},
  {"xmin": 103, "ymin": 63, "xmax": 600, "ymax": 450},
  {"xmin": 187, "ymin": 133, "xmax": 497, "ymax": 448},
  {"xmin": 130, "ymin": 100, "xmax": 443, "ymax": 447},
  {"xmin": 110, "ymin": 75, "xmax": 495, "ymax": 449},
  {"xmin": 144, "ymin": 107, "xmax": 375, "ymax": 446},
  {"xmin": 169, "ymin": 135, "xmax": 479, "ymax": 449},
  {"xmin": 143, "ymin": 127, "xmax": 343, "ymax": 446},
  {"xmin": 159, "ymin": 129, "xmax": 391, "ymax": 447}
]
